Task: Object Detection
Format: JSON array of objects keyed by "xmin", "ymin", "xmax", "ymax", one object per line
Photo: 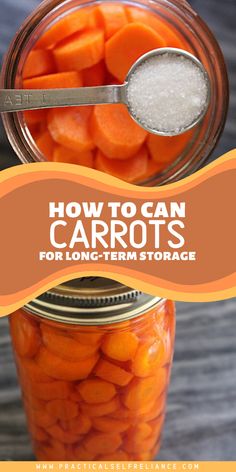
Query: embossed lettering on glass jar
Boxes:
[
  {"xmin": 9, "ymin": 278, "xmax": 175, "ymax": 460},
  {"xmin": 1, "ymin": 0, "xmax": 228, "ymax": 185}
]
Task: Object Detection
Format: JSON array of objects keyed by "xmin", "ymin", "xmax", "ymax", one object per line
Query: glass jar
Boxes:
[
  {"xmin": 9, "ymin": 278, "xmax": 175, "ymax": 461},
  {"xmin": 1, "ymin": 0, "xmax": 228, "ymax": 185}
]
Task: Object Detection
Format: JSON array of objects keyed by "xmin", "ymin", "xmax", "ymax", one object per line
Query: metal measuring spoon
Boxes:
[{"xmin": 0, "ymin": 48, "xmax": 210, "ymax": 136}]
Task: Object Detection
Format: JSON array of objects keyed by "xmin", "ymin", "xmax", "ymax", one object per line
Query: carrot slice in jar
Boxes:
[
  {"xmin": 27, "ymin": 409, "xmax": 57, "ymax": 428},
  {"xmin": 35, "ymin": 439, "xmax": 66, "ymax": 461},
  {"xmin": 81, "ymin": 397, "xmax": 120, "ymax": 417},
  {"xmin": 123, "ymin": 372, "xmax": 167, "ymax": 410},
  {"xmin": 125, "ymin": 432, "xmax": 158, "ymax": 454},
  {"xmin": 95, "ymin": 4, "xmax": 128, "ymax": 39},
  {"xmin": 95, "ymin": 146, "xmax": 148, "ymax": 182},
  {"xmin": 53, "ymin": 29, "xmax": 104, "ymax": 71},
  {"xmin": 147, "ymin": 130, "xmax": 193, "ymax": 166},
  {"xmin": 78, "ymin": 379, "xmax": 116, "ymax": 404},
  {"xmin": 105, "ymin": 22, "xmax": 165, "ymax": 82},
  {"xmin": 30, "ymin": 424, "xmax": 49, "ymax": 442},
  {"xmin": 61, "ymin": 414, "xmax": 92, "ymax": 435},
  {"xmin": 90, "ymin": 104, "xmax": 147, "ymax": 159},
  {"xmin": 101, "ymin": 331, "xmax": 139, "ymax": 361},
  {"xmin": 23, "ymin": 110, "xmax": 48, "ymax": 126},
  {"xmin": 72, "ymin": 330, "xmax": 103, "ymax": 345},
  {"xmin": 29, "ymin": 380, "xmax": 71, "ymax": 401},
  {"xmin": 41, "ymin": 324, "xmax": 98, "ymax": 361},
  {"xmin": 10, "ymin": 312, "xmax": 41, "ymax": 358},
  {"xmin": 53, "ymin": 146, "xmax": 94, "ymax": 167},
  {"xmin": 19, "ymin": 358, "xmax": 53, "ymax": 383},
  {"xmin": 23, "ymin": 71, "xmax": 83, "ymax": 89},
  {"xmin": 48, "ymin": 107, "xmax": 94, "ymax": 153},
  {"xmin": 73, "ymin": 445, "xmax": 96, "ymax": 460},
  {"xmin": 35, "ymin": 130, "xmax": 55, "ymax": 160},
  {"xmin": 83, "ymin": 61, "xmax": 106, "ymax": 87},
  {"xmin": 46, "ymin": 399, "xmax": 78, "ymax": 421},
  {"xmin": 93, "ymin": 416, "xmax": 130, "ymax": 433},
  {"xmin": 95, "ymin": 359, "xmax": 133, "ymax": 386},
  {"xmin": 84, "ymin": 432, "xmax": 122, "ymax": 455},
  {"xmin": 36, "ymin": 9, "xmax": 89, "ymax": 49},
  {"xmin": 23, "ymin": 49, "xmax": 55, "ymax": 79},
  {"xmin": 47, "ymin": 424, "xmax": 81, "ymax": 444},
  {"xmin": 36, "ymin": 346, "xmax": 99, "ymax": 381},
  {"xmin": 132, "ymin": 338, "xmax": 166, "ymax": 377}
]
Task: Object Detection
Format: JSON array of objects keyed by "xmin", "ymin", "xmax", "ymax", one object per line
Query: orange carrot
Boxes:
[
  {"xmin": 84, "ymin": 432, "xmax": 122, "ymax": 455},
  {"xmin": 48, "ymin": 107, "xmax": 94, "ymax": 153},
  {"xmin": 23, "ymin": 110, "xmax": 48, "ymax": 126},
  {"xmin": 95, "ymin": 146, "xmax": 148, "ymax": 182},
  {"xmin": 93, "ymin": 416, "xmax": 130, "ymax": 434},
  {"xmin": 10, "ymin": 312, "xmax": 41, "ymax": 358},
  {"xmin": 23, "ymin": 71, "xmax": 83, "ymax": 89},
  {"xmin": 123, "ymin": 373, "xmax": 166, "ymax": 410},
  {"xmin": 36, "ymin": 10, "xmax": 89, "ymax": 48},
  {"xmin": 47, "ymin": 424, "xmax": 81, "ymax": 444},
  {"xmin": 20, "ymin": 358, "xmax": 53, "ymax": 383},
  {"xmin": 126, "ymin": 7, "xmax": 186, "ymax": 49},
  {"xmin": 80, "ymin": 397, "xmax": 120, "ymax": 418},
  {"xmin": 31, "ymin": 380, "xmax": 71, "ymax": 401},
  {"xmin": 82, "ymin": 61, "xmax": 105, "ymax": 86},
  {"xmin": 95, "ymin": 359, "xmax": 133, "ymax": 386},
  {"xmin": 53, "ymin": 29, "xmax": 104, "ymax": 72},
  {"xmin": 53, "ymin": 146, "xmax": 94, "ymax": 167},
  {"xmin": 132, "ymin": 339, "xmax": 166, "ymax": 377},
  {"xmin": 101, "ymin": 331, "xmax": 139, "ymax": 362},
  {"xmin": 72, "ymin": 329, "xmax": 103, "ymax": 345},
  {"xmin": 78, "ymin": 379, "xmax": 116, "ymax": 404},
  {"xmin": 90, "ymin": 104, "xmax": 147, "ymax": 159},
  {"xmin": 105, "ymin": 22, "xmax": 165, "ymax": 82},
  {"xmin": 36, "ymin": 346, "xmax": 99, "ymax": 381},
  {"xmin": 41, "ymin": 324, "xmax": 98, "ymax": 361},
  {"xmin": 95, "ymin": 4, "xmax": 128, "ymax": 39},
  {"xmin": 23, "ymin": 49, "xmax": 55, "ymax": 79},
  {"xmin": 61, "ymin": 414, "xmax": 92, "ymax": 435},
  {"xmin": 147, "ymin": 130, "xmax": 193, "ymax": 167},
  {"xmin": 30, "ymin": 424, "xmax": 49, "ymax": 442},
  {"xmin": 46, "ymin": 399, "xmax": 78, "ymax": 421},
  {"xmin": 73, "ymin": 445, "xmax": 96, "ymax": 460},
  {"xmin": 137, "ymin": 158, "xmax": 164, "ymax": 182},
  {"xmin": 35, "ymin": 130, "xmax": 55, "ymax": 160}
]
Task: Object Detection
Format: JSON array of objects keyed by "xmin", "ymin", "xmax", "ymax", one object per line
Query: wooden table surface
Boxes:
[{"xmin": 0, "ymin": 0, "xmax": 236, "ymax": 461}]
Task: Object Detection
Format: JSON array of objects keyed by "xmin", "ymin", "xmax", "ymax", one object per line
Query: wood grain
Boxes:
[{"xmin": 0, "ymin": 0, "xmax": 236, "ymax": 461}]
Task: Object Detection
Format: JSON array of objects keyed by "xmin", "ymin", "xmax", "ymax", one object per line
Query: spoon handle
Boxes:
[{"xmin": 0, "ymin": 85, "xmax": 126, "ymax": 113}]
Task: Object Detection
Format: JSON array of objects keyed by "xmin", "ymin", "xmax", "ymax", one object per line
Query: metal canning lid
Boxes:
[{"xmin": 24, "ymin": 277, "xmax": 162, "ymax": 325}]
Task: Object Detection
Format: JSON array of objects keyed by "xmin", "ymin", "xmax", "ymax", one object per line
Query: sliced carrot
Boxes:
[
  {"xmin": 128, "ymin": 422, "xmax": 153, "ymax": 443},
  {"xmin": 93, "ymin": 416, "xmax": 129, "ymax": 433},
  {"xmin": 123, "ymin": 373, "xmax": 167, "ymax": 410},
  {"xmin": 48, "ymin": 424, "xmax": 81, "ymax": 444},
  {"xmin": 73, "ymin": 445, "xmax": 96, "ymax": 460},
  {"xmin": 147, "ymin": 130, "xmax": 193, "ymax": 167},
  {"xmin": 97, "ymin": 450, "xmax": 129, "ymax": 460},
  {"xmin": 24, "ymin": 110, "xmax": 48, "ymax": 126},
  {"xmin": 78, "ymin": 379, "xmax": 116, "ymax": 404},
  {"xmin": 72, "ymin": 329, "xmax": 103, "ymax": 345},
  {"xmin": 23, "ymin": 71, "xmax": 83, "ymax": 90},
  {"xmin": 23, "ymin": 49, "xmax": 55, "ymax": 79},
  {"xmin": 126, "ymin": 7, "xmax": 186, "ymax": 49},
  {"xmin": 10, "ymin": 311, "xmax": 41, "ymax": 358},
  {"xmin": 69, "ymin": 390, "xmax": 83, "ymax": 403},
  {"xmin": 27, "ymin": 408, "xmax": 57, "ymax": 429},
  {"xmin": 36, "ymin": 9, "xmax": 89, "ymax": 48},
  {"xmin": 20, "ymin": 358, "xmax": 53, "ymax": 383},
  {"xmin": 125, "ymin": 433, "xmax": 157, "ymax": 454},
  {"xmin": 46, "ymin": 399, "xmax": 78, "ymax": 421},
  {"xmin": 139, "ymin": 394, "xmax": 166, "ymax": 422},
  {"xmin": 35, "ymin": 130, "xmax": 55, "ymax": 160},
  {"xmin": 31, "ymin": 380, "xmax": 71, "ymax": 401},
  {"xmin": 84, "ymin": 432, "xmax": 122, "ymax": 455},
  {"xmin": 110, "ymin": 397, "xmax": 156, "ymax": 420},
  {"xmin": 83, "ymin": 61, "xmax": 106, "ymax": 87},
  {"xmin": 90, "ymin": 104, "xmax": 147, "ymax": 159},
  {"xmin": 48, "ymin": 107, "xmax": 94, "ymax": 153},
  {"xmin": 36, "ymin": 346, "xmax": 99, "ymax": 381},
  {"xmin": 54, "ymin": 29, "xmax": 104, "ymax": 72},
  {"xmin": 41, "ymin": 324, "xmax": 98, "ymax": 361},
  {"xmin": 95, "ymin": 4, "xmax": 128, "ymax": 39},
  {"xmin": 30, "ymin": 424, "xmax": 49, "ymax": 442},
  {"xmin": 101, "ymin": 331, "xmax": 139, "ymax": 361},
  {"xmin": 35, "ymin": 439, "xmax": 66, "ymax": 461},
  {"xmin": 95, "ymin": 146, "xmax": 148, "ymax": 182},
  {"xmin": 132, "ymin": 338, "xmax": 166, "ymax": 377},
  {"xmin": 105, "ymin": 22, "xmax": 165, "ymax": 82},
  {"xmin": 95, "ymin": 359, "xmax": 133, "ymax": 386},
  {"xmin": 137, "ymin": 158, "xmax": 165, "ymax": 182},
  {"xmin": 149, "ymin": 414, "xmax": 165, "ymax": 438},
  {"xmin": 61, "ymin": 414, "xmax": 92, "ymax": 435},
  {"xmin": 81, "ymin": 397, "xmax": 120, "ymax": 417},
  {"xmin": 53, "ymin": 146, "xmax": 94, "ymax": 167}
]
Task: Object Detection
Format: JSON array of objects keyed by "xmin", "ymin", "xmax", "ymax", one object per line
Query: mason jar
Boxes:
[
  {"xmin": 1, "ymin": 0, "xmax": 228, "ymax": 185},
  {"xmin": 9, "ymin": 278, "xmax": 175, "ymax": 460}
]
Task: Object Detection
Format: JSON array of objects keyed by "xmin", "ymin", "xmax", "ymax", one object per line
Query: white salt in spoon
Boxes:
[{"xmin": 0, "ymin": 48, "xmax": 210, "ymax": 136}]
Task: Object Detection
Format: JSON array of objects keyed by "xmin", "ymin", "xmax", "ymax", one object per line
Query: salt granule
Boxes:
[{"xmin": 127, "ymin": 54, "xmax": 209, "ymax": 134}]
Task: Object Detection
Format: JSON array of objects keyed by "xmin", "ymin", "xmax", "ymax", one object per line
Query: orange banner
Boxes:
[
  {"xmin": 0, "ymin": 150, "xmax": 236, "ymax": 316},
  {"xmin": 0, "ymin": 462, "xmax": 234, "ymax": 471}
]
